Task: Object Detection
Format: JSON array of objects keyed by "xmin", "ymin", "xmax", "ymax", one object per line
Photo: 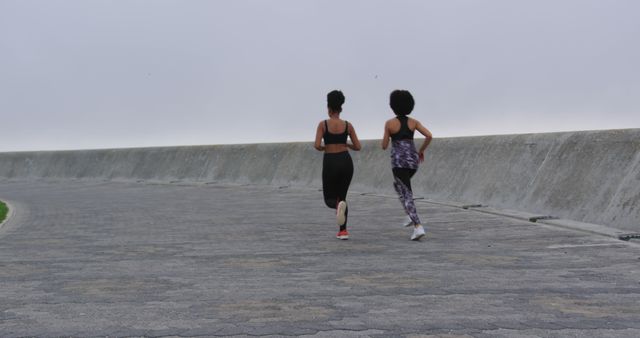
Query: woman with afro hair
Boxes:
[{"xmin": 382, "ymin": 90, "xmax": 433, "ymax": 241}]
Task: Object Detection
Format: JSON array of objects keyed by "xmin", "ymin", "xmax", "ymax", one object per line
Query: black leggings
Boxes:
[
  {"xmin": 392, "ymin": 167, "xmax": 421, "ymax": 225},
  {"xmin": 322, "ymin": 152, "xmax": 353, "ymax": 224}
]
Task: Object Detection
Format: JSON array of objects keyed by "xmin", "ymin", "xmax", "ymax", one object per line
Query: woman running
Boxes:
[
  {"xmin": 314, "ymin": 90, "xmax": 361, "ymax": 240},
  {"xmin": 381, "ymin": 90, "xmax": 433, "ymax": 241}
]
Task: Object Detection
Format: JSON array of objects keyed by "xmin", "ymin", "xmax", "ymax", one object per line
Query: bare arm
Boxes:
[
  {"xmin": 381, "ymin": 121, "xmax": 391, "ymax": 150},
  {"xmin": 314, "ymin": 122, "xmax": 325, "ymax": 151},
  {"xmin": 347, "ymin": 123, "xmax": 361, "ymax": 151},
  {"xmin": 415, "ymin": 121, "xmax": 433, "ymax": 161}
]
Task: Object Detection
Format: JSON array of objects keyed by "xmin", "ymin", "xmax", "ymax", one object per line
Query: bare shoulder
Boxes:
[
  {"xmin": 408, "ymin": 117, "xmax": 422, "ymax": 127},
  {"xmin": 348, "ymin": 121, "xmax": 357, "ymax": 130}
]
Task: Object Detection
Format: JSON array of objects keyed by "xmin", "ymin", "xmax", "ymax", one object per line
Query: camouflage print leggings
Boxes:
[{"xmin": 392, "ymin": 167, "xmax": 421, "ymax": 225}]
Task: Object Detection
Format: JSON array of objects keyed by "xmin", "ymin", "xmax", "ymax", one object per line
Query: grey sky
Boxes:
[{"xmin": 1, "ymin": 0, "xmax": 639, "ymax": 152}]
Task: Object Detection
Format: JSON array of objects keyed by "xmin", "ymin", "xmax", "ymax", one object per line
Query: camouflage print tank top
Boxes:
[{"xmin": 390, "ymin": 116, "xmax": 419, "ymax": 169}]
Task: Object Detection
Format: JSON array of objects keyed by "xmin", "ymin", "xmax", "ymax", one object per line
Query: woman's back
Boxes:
[
  {"xmin": 319, "ymin": 118, "xmax": 357, "ymax": 153},
  {"xmin": 386, "ymin": 116, "xmax": 418, "ymax": 138},
  {"xmin": 325, "ymin": 118, "xmax": 349, "ymax": 134}
]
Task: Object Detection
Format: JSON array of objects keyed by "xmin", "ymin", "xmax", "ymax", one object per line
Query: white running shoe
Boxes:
[
  {"xmin": 403, "ymin": 215, "xmax": 414, "ymax": 227},
  {"xmin": 411, "ymin": 225, "xmax": 426, "ymax": 241},
  {"xmin": 337, "ymin": 201, "xmax": 347, "ymax": 226}
]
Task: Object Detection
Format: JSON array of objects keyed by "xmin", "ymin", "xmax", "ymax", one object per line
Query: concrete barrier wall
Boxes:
[{"xmin": 1, "ymin": 129, "xmax": 639, "ymax": 231}]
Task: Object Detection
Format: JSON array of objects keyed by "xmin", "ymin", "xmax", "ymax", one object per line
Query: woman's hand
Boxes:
[
  {"xmin": 416, "ymin": 121, "xmax": 432, "ymax": 158},
  {"xmin": 419, "ymin": 151, "xmax": 425, "ymax": 163}
]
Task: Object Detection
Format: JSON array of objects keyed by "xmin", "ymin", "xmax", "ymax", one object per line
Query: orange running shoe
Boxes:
[{"xmin": 336, "ymin": 229, "xmax": 349, "ymax": 240}]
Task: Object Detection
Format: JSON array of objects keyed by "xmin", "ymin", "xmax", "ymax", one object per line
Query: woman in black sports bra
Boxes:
[
  {"xmin": 314, "ymin": 90, "xmax": 362, "ymax": 240},
  {"xmin": 382, "ymin": 90, "xmax": 433, "ymax": 241}
]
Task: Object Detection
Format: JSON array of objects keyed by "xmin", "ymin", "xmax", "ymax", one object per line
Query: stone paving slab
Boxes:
[{"xmin": 1, "ymin": 181, "xmax": 640, "ymax": 337}]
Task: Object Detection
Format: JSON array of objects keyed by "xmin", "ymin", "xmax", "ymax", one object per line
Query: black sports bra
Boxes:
[
  {"xmin": 390, "ymin": 115, "xmax": 414, "ymax": 141},
  {"xmin": 323, "ymin": 120, "xmax": 349, "ymax": 145}
]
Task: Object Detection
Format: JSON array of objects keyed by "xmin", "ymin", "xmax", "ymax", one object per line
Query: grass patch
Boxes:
[{"xmin": 0, "ymin": 201, "xmax": 7, "ymax": 224}]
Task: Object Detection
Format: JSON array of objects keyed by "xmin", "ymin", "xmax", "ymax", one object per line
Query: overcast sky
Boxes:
[{"xmin": 1, "ymin": 0, "xmax": 639, "ymax": 151}]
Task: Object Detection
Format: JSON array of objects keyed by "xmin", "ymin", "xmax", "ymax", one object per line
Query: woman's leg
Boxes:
[
  {"xmin": 322, "ymin": 172, "xmax": 338, "ymax": 211},
  {"xmin": 322, "ymin": 153, "xmax": 340, "ymax": 209},
  {"xmin": 392, "ymin": 168, "xmax": 421, "ymax": 225},
  {"xmin": 323, "ymin": 153, "xmax": 350, "ymax": 228},
  {"xmin": 335, "ymin": 153, "xmax": 353, "ymax": 230}
]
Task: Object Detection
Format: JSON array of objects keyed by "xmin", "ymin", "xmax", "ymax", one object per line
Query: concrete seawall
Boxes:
[{"xmin": 1, "ymin": 129, "xmax": 639, "ymax": 232}]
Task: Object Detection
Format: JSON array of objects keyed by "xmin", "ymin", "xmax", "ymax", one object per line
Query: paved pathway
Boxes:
[{"xmin": 1, "ymin": 180, "xmax": 640, "ymax": 337}]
